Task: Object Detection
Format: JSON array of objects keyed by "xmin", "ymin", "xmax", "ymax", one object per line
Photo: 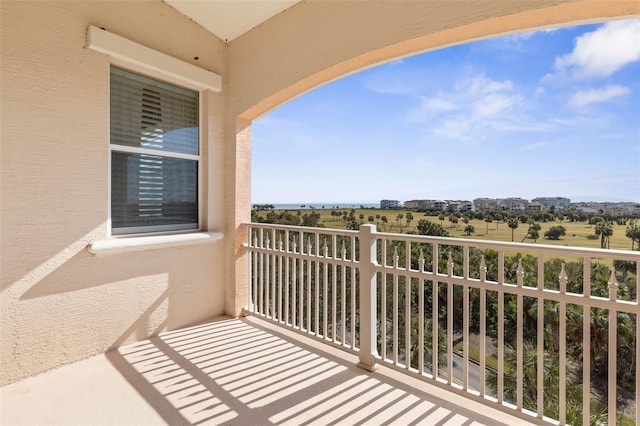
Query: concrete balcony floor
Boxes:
[{"xmin": 1, "ymin": 316, "xmax": 535, "ymax": 425}]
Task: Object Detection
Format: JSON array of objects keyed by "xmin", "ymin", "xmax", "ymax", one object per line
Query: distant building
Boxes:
[
  {"xmin": 473, "ymin": 198, "xmax": 498, "ymax": 210},
  {"xmin": 404, "ymin": 200, "xmax": 425, "ymax": 210},
  {"xmin": 572, "ymin": 201, "xmax": 640, "ymax": 212},
  {"xmin": 404, "ymin": 199, "xmax": 448, "ymax": 211},
  {"xmin": 532, "ymin": 197, "xmax": 571, "ymax": 209},
  {"xmin": 447, "ymin": 202, "xmax": 460, "ymax": 213},
  {"xmin": 433, "ymin": 200, "xmax": 448, "ymax": 211},
  {"xmin": 458, "ymin": 201, "xmax": 474, "ymax": 212},
  {"xmin": 380, "ymin": 199, "xmax": 401, "ymax": 209},
  {"xmin": 527, "ymin": 202, "xmax": 545, "ymax": 211},
  {"xmin": 498, "ymin": 197, "xmax": 529, "ymax": 211}
]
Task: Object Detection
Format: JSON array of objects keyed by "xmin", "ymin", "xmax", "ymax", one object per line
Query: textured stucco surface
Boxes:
[
  {"xmin": 227, "ymin": 0, "xmax": 639, "ymax": 120},
  {"xmin": 0, "ymin": 1, "xmax": 227, "ymax": 385},
  {"xmin": 2, "ymin": 0, "xmax": 639, "ymax": 386}
]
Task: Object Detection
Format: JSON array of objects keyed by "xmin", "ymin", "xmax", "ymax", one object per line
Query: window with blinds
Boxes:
[{"xmin": 110, "ymin": 66, "xmax": 199, "ymax": 235}]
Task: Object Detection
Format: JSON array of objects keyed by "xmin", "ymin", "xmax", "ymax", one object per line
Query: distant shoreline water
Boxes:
[{"xmin": 263, "ymin": 203, "xmax": 380, "ymax": 210}]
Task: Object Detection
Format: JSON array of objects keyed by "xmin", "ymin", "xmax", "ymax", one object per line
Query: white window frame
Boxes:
[
  {"xmin": 86, "ymin": 25, "xmax": 221, "ymax": 238},
  {"xmin": 109, "ymin": 66, "xmax": 202, "ymax": 236}
]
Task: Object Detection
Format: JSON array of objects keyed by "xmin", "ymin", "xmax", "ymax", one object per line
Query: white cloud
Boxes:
[
  {"xmin": 472, "ymin": 93, "xmax": 514, "ymax": 118},
  {"xmin": 568, "ymin": 85, "xmax": 631, "ymax": 107},
  {"xmin": 422, "ymin": 96, "xmax": 456, "ymax": 111},
  {"xmin": 406, "ymin": 75, "xmax": 532, "ymax": 141},
  {"xmin": 469, "ymin": 77, "xmax": 513, "ymax": 95},
  {"xmin": 551, "ymin": 19, "xmax": 640, "ymax": 80}
]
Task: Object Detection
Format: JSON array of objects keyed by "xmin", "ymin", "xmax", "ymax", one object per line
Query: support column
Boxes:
[
  {"xmin": 357, "ymin": 224, "xmax": 378, "ymax": 372},
  {"xmin": 229, "ymin": 118, "xmax": 252, "ymax": 317}
]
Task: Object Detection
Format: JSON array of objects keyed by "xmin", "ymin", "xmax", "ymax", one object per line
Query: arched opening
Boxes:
[
  {"xmin": 230, "ymin": 4, "xmax": 639, "ymax": 311},
  {"xmin": 235, "ymin": 8, "xmax": 637, "ymax": 422}
]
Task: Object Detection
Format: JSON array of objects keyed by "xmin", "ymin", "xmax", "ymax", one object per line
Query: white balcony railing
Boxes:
[{"xmin": 244, "ymin": 223, "xmax": 639, "ymax": 425}]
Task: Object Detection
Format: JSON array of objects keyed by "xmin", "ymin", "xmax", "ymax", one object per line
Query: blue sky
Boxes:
[{"xmin": 252, "ymin": 19, "xmax": 640, "ymax": 204}]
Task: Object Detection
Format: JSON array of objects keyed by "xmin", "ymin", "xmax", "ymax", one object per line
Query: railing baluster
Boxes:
[
  {"xmin": 292, "ymin": 236, "xmax": 297, "ymax": 327},
  {"xmin": 497, "ymin": 250, "xmax": 504, "ymax": 404},
  {"xmin": 559, "ymin": 263, "xmax": 567, "ymax": 425},
  {"xmin": 315, "ymin": 233, "xmax": 320, "ymax": 335},
  {"xmin": 582, "ymin": 255, "xmax": 591, "ymax": 425},
  {"xmin": 341, "ymin": 241, "xmax": 347, "ymax": 346},
  {"xmin": 259, "ymin": 228, "xmax": 265, "ymax": 316},
  {"xmin": 299, "ymin": 232, "xmax": 305, "ymax": 330},
  {"xmin": 516, "ymin": 258, "xmax": 524, "ymax": 411},
  {"xmin": 265, "ymin": 233, "xmax": 271, "ymax": 318},
  {"xmin": 479, "ymin": 256, "xmax": 487, "ymax": 397},
  {"xmin": 381, "ymin": 238, "xmax": 387, "ymax": 361},
  {"xmin": 332, "ymin": 234, "xmax": 337, "ymax": 343},
  {"xmin": 323, "ymin": 239, "xmax": 329, "ymax": 339},
  {"xmin": 351, "ymin": 235, "xmax": 357, "ymax": 349},
  {"xmin": 284, "ymin": 230, "xmax": 290, "ymax": 325},
  {"xmin": 463, "ymin": 246, "xmax": 469, "ymax": 391},
  {"xmin": 432, "ymin": 243, "xmax": 439, "ymax": 380},
  {"xmin": 268, "ymin": 229, "xmax": 277, "ymax": 319},
  {"xmin": 405, "ymin": 241, "xmax": 411, "ymax": 370},
  {"xmin": 277, "ymin": 235, "xmax": 283, "ymax": 322},
  {"xmin": 393, "ymin": 246, "xmax": 399, "ymax": 365},
  {"xmin": 419, "ymin": 249, "xmax": 425, "ymax": 376},
  {"xmin": 307, "ymin": 237, "xmax": 312, "ymax": 332},
  {"xmin": 252, "ymin": 232, "xmax": 258, "ymax": 314},
  {"xmin": 537, "ymin": 253, "xmax": 544, "ymax": 419},
  {"xmin": 447, "ymin": 253, "xmax": 454, "ymax": 384},
  {"xmin": 608, "ymin": 270, "xmax": 618, "ymax": 424}
]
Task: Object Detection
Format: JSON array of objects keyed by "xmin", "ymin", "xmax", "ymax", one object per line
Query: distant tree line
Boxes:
[{"xmin": 251, "ymin": 206, "xmax": 640, "ymax": 250}]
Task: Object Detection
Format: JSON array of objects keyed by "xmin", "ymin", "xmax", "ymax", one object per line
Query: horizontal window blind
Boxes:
[
  {"xmin": 110, "ymin": 66, "xmax": 199, "ymax": 155},
  {"xmin": 110, "ymin": 66, "xmax": 199, "ymax": 235}
]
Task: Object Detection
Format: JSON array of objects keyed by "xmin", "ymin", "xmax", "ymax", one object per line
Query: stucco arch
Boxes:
[
  {"xmin": 226, "ymin": 0, "xmax": 638, "ymax": 317},
  {"xmin": 229, "ymin": 0, "xmax": 639, "ymax": 121}
]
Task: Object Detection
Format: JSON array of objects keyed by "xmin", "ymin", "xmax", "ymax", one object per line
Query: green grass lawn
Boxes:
[{"xmin": 276, "ymin": 208, "xmax": 635, "ymax": 251}]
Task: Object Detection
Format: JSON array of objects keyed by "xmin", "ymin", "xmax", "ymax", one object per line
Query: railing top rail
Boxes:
[
  {"xmin": 373, "ymin": 231, "xmax": 640, "ymax": 260},
  {"xmin": 244, "ymin": 222, "xmax": 358, "ymax": 237},
  {"xmin": 245, "ymin": 222, "xmax": 640, "ymax": 261}
]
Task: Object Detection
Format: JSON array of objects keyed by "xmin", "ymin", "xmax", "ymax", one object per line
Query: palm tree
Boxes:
[
  {"xmin": 494, "ymin": 212, "xmax": 502, "ymax": 230},
  {"xmin": 487, "ymin": 342, "xmax": 606, "ymax": 425},
  {"xmin": 507, "ymin": 218, "xmax": 519, "ymax": 242},
  {"xmin": 625, "ymin": 223, "xmax": 640, "ymax": 250},
  {"xmin": 405, "ymin": 212, "xmax": 413, "ymax": 229},
  {"xmin": 485, "ymin": 216, "xmax": 493, "ymax": 233},
  {"xmin": 594, "ymin": 221, "xmax": 613, "ymax": 249},
  {"xmin": 407, "ymin": 317, "xmax": 447, "ymax": 372}
]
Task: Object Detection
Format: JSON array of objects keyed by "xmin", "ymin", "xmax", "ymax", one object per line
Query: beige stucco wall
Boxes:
[
  {"xmin": 0, "ymin": 1, "xmax": 227, "ymax": 385},
  {"xmin": 2, "ymin": 0, "xmax": 638, "ymax": 386}
]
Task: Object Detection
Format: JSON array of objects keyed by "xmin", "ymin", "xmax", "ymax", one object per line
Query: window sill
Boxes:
[{"xmin": 87, "ymin": 231, "xmax": 223, "ymax": 256}]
